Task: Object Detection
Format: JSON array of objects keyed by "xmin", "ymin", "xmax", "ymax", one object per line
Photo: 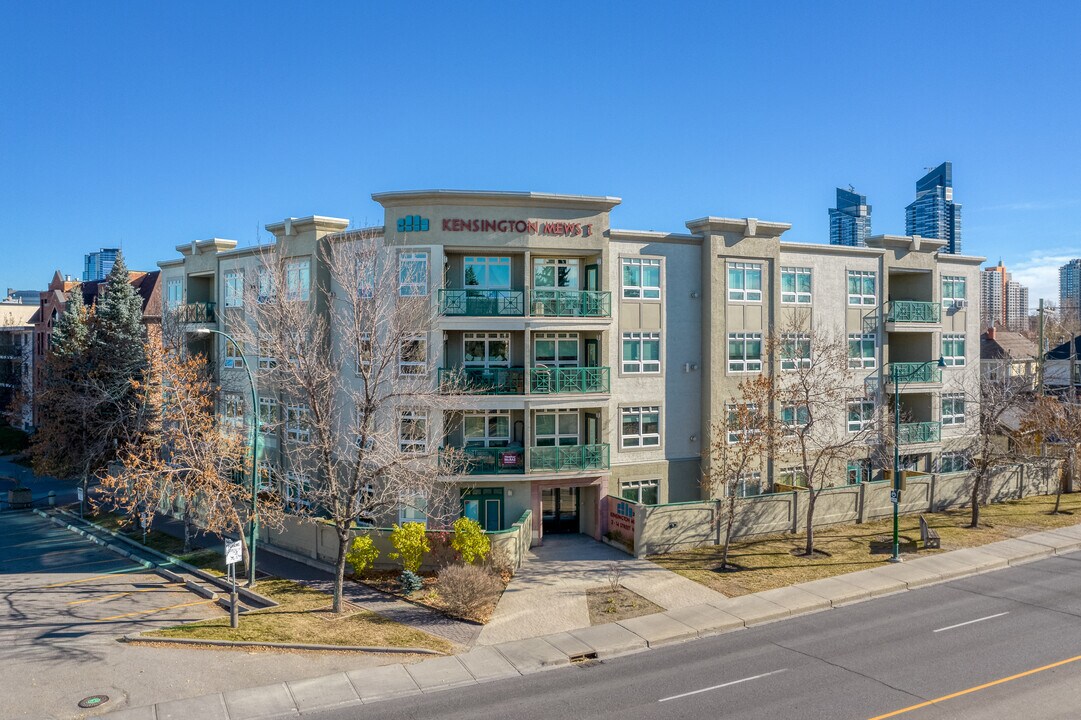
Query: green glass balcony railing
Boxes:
[
  {"xmin": 178, "ymin": 302, "xmax": 217, "ymax": 323},
  {"xmin": 441, "ymin": 446, "xmax": 525, "ymax": 475},
  {"xmin": 529, "ymin": 443, "xmax": 610, "ymax": 472},
  {"xmin": 438, "ymin": 367, "xmax": 525, "ymax": 394},
  {"xmin": 898, "ymin": 421, "xmax": 941, "ymax": 445},
  {"xmin": 529, "ymin": 366, "xmax": 610, "ymax": 394},
  {"xmin": 886, "ymin": 362, "xmax": 943, "ymax": 384},
  {"xmin": 886, "ymin": 300, "xmax": 940, "ymax": 324},
  {"xmin": 529, "ymin": 289, "xmax": 612, "ymax": 318},
  {"xmin": 438, "ymin": 289, "xmax": 524, "ymax": 316}
]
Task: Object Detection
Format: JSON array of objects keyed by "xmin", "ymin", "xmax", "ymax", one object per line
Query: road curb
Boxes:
[{"xmin": 119, "ymin": 634, "xmax": 445, "ymax": 655}]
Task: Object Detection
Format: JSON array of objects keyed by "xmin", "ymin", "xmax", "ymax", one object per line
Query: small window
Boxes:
[
  {"xmin": 848, "ymin": 333, "xmax": 877, "ymax": 369},
  {"xmin": 847, "ymin": 270, "xmax": 877, "ymax": 306},
  {"xmin": 356, "ymin": 333, "xmax": 372, "ymax": 373},
  {"xmin": 284, "ymin": 472, "xmax": 312, "ymax": 511},
  {"xmin": 398, "ymin": 493, "xmax": 428, "ymax": 527},
  {"xmin": 534, "ymin": 409, "xmax": 579, "ymax": 446},
  {"xmin": 224, "ymin": 270, "xmax": 244, "ymax": 308},
  {"xmin": 938, "ymin": 451, "xmax": 970, "ymax": 473},
  {"xmin": 223, "ymin": 340, "xmax": 245, "ymax": 369},
  {"xmin": 942, "ymin": 393, "xmax": 966, "ymax": 425},
  {"xmin": 777, "ymin": 467, "xmax": 808, "ymax": 488},
  {"xmin": 943, "ymin": 334, "xmax": 966, "ymax": 367},
  {"xmin": 726, "ymin": 403, "xmax": 759, "ymax": 444},
  {"xmin": 847, "ymin": 400, "xmax": 875, "ymax": 432},
  {"xmin": 285, "ymin": 258, "xmax": 311, "ymax": 302},
  {"xmin": 621, "ymin": 406, "xmax": 660, "ymax": 448},
  {"xmin": 257, "ymin": 334, "xmax": 276, "ymax": 370},
  {"xmin": 166, "ymin": 279, "xmax": 183, "ymax": 309},
  {"xmin": 622, "ymin": 258, "xmax": 662, "ymax": 299},
  {"xmin": 620, "ymin": 479, "xmax": 659, "ymax": 505},
  {"xmin": 781, "ymin": 404, "xmax": 809, "ymax": 435},
  {"xmin": 399, "ymin": 251, "xmax": 429, "ymax": 297},
  {"xmin": 399, "ymin": 410, "xmax": 428, "ymax": 453},
  {"xmin": 257, "ymin": 267, "xmax": 275, "ymax": 304},
  {"xmin": 942, "ymin": 275, "xmax": 967, "ymax": 308},
  {"xmin": 847, "ymin": 459, "xmax": 872, "ymax": 485},
  {"xmin": 465, "ymin": 332, "xmax": 510, "ymax": 367},
  {"xmin": 728, "ymin": 262, "xmax": 763, "ymax": 302},
  {"xmin": 780, "ymin": 333, "xmax": 811, "ymax": 371},
  {"xmin": 463, "ymin": 410, "xmax": 511, "ymax": 448},
  {"xmin": 258, "ymin": 397, "xmax": 279, "ymax": 435},
  {"xmin": 465, "ymin": 256, "xmax": 512, "ymax": 289},
  {"xmin": 728, "ymin": 332, "xmax": 762, "ymax": 373},
  {"xmin": 399, "ymin": 334, "xmax": 427, "ymax": 375},
  {"xmin": 622, "ymin": 332, "xmax": 661, "ymax": 373},
  {"xmin": 781, "ymin": 267, "xmax": 812, "ymax": 304},
  {"xmin": 221, "ymin": 394, "xmax": 244, "ymax": 430},
  {"xmin": 285, "ymin": 404, "xmax": 311, "ymax": 443},
  {"xmin": 728, "ymin": 472, "xmax": 764, "ymax": 498}
]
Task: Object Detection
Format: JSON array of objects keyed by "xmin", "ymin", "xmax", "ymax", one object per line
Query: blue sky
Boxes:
[{"xmin": 2, "ymin": 1, "xmax": 1079, "ymax": 306}]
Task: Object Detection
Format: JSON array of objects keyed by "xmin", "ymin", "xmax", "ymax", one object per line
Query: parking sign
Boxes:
[{"xmin": 225, "ymin": 540, "xmax": 243, "ymax": 565}]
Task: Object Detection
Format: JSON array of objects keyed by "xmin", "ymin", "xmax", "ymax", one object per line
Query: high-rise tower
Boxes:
[
  {"xmin": 905, "ymin": 162, "xmax": 962, "ymax": 254},
  {"xmin": 829, "ymin": 188, "xmax": 872, "ymax": 247}
]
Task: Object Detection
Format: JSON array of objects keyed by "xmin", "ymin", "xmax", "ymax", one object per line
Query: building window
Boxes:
[
  {"xmin": 943, "ymin": 334, "xmax": 966, "ymax": 366},
  {"xmin": 463, "ymin": 410, "xmax": 510, "ymax": 448},
  {"xmin": 166, "ymin": 279, "xmax": 183, "ymax": 309},
  {"xmin": 847, "ymin": 400, "xmax": 875, "ymax": 432},
  {"xmin": 224, "ymin": 340, "xmax": 245, "ymax": 369},
  {"xmin": 728, "ymin": 262, "xmax": 763, "ymax": 302},
  {"xmin": 285, "ymin": 258, "xmax": 311, "ymax": 302},
  {"xmin": 777, "ymin": 466, "xmax": 808, "ymax": 488},
  {"xmin": 780, "ymin": 333, "xmax": 811, "ymax": 370},
  {"xmin": 622, "ymin": 258, "xmax": 661, "ymax": 300},
  {"xmin": 847, "ymin": 270, "xmax": 877, "ymax": 306},
  {"xmin": 533, "ymin": 258, "xmax": 578, "ymax": 288},
  {"xmin": 257, "ymin": 267, "xmax": 275, "ymax": 304},
  {"xmin": 942, "ymin": 393, "xmax": 966, "ymax": 425},
  {"xmin": 620, "ymin": 480, "xmax": 658, "ymax": 505},
  {"xmin": 938, "ymin": 451, "xmax": 970, "ymax": 473},
  {"xmin": 621, "ymin": 406, "xmax": 660, "ymax": 448},
  {"xmin": 398, "ymin": 410, "xmax": 428, "ymax": 453},
  {"xmin": 728, "ymin": 332, "xmax": 762, "ymax": 373},
  {"xmin": 847, "ymin": 459, "xmax": 872, "ymax": 485},
  {"xmin": 942, "ymin": 275, "xmax": 967, "ymax": 308},
  {"xmin": 399, "ymin": 251, "xmax": 429, "ymax": 297},
  {"xmin": 221, "ymin": 394, "xmax": 244, "ymax": 430},
  {"xmin": 622, "ymin": 332, "xmax": 660, "ymax": 373},
  {"xmin": 399, "ymin": 334, "xmax": 427, "ymax": 375},
  {"xmin": 726, "ymin": 403, "xmax": 759, "ymax": 444},
  {"xmin": 848, "ymin": 333, "xmax": 877, "ymax": 369},
  {"xmin": 284, "ymin": 472, "xmax": 312, "ymax": 511},
  {"xmin": 258, "ymin": 397, "xmax": 279, "ymax": 435},
  {"xmin": 398, "ymin": 493, "xmax": 427, "ymax": 527},
  {"xmin": 729, "ymin": 473, "xmax": 764, "ymax": 498},
  {"xmin": 465, "ymin": 256, "xmax": 511, "ymax": 289},
  {"xmin": 465, "ymin": 332, "xmax": 510, "ymax": 367},
  {"xmin": 257, "ymin": 334, "xmax": 276, "ymax": 370},
  {"xmin": 781, "ymin": 267, "xmax": 812, "ymax": 304},
  {"xmin": 224, "ymin": 270, "xmax": 244, "ymax": 308},
  {"xmin": 781, "ymin": 404, "xmax": 809, "ymax": 435},
  {"xmin": 534, "ymin": 409, "xmax": 578, "ymax": 446},
  {"xmin": 285, "ymin": 404, "xmax": 311, "ymax": 443},
  {"xmin": 356, "ymin": 332, "xmax": 372, "ymax": 372}
]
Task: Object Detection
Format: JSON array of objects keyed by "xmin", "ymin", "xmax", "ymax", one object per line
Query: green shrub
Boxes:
[
  {"xmin": 345, "ymin": 534, "xmax": 379, "ymax": 576},
  {"xmin": 399, "ymin": 570, "xmax": 424, "ymax": 595},
  {"xmin": 450, "ymin": 517, "xmax": 490, "ymax": 564},
  {"xmin": 388, "ymin": 522, "xmax": 430, "ymax": 573}
]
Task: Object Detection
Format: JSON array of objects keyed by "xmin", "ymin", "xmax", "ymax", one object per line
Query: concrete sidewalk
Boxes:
[{"xmin": 103, "ymin": 522, "xmax": 1081, "ymax": 719}]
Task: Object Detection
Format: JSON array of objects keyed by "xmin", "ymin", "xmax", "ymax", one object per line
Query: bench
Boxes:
[{"xmin": 919, "ymin": 515, "xmax": 941, "ymax": 550}]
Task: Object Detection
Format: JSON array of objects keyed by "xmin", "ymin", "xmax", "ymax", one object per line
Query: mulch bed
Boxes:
[{"xmin": 586, "ymin": 586, "xmax": 663, "ymax": 625}]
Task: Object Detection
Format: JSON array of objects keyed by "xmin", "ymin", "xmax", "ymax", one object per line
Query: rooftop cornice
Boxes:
[
  {"xmin": 779, "ymin": 241, "xmax": 884, "ymax": 256},
  {"xmin": 865, "ymin": 234, "xmax": 946, "ymax": 251},
  {"xmin": 265, "ymin": 216, "xmax": 351, "ymax": 236},
  {"xmin": 371, "ymin": 189, "xmax": 622, "ymax": 212},
  {"xmin": 685, "ymin": 216, "xmax": 791, "ymax": 237},
  {"xmin": 938, "ymin": 253, "xmax": 988, "ymax": 265},
  {"xmin": 610, "ymin": 228, "xmax": 702, "ymax": 244},
  {"xmin": 173, "ymin": 238, "xmax": 239, "ymax": 256}
]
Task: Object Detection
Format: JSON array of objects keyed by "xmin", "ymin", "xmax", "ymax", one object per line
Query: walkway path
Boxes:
[{"xmin": 477, "ymin": 535, "xmax": 727, "ymax": 645}]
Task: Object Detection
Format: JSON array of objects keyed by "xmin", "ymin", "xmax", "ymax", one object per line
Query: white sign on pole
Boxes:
[
  {"xmin": 225, "ymin": 540, "xmax": 243, "ymax": 566},
  {"xmin": 890, "ymin": 489, "xmax": 901, "ymax": 504},
  {"xmin": 77, "ymin": 487, "xmax": 84, "ymax": 502}
]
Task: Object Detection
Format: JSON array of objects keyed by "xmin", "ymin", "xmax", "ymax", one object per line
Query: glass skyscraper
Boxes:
[
  {"xmin": 83, "ymin": 247, "xmax": 120, "ymax": 282},
  {"xmin": 1061, "ymin": 258, "xmax": 1081, "ymax": 322},
  {"xmin": 905, "ymin": 162, "xmax": 962, "ymax": 254},
  {"xmin": 829, "ymin": 188, "xmax": 872, "ymax": 247}
]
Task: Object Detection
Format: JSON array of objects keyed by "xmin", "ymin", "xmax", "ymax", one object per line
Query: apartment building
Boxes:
[
  {"xmin": 158, "ymin": 190, "xmax": 984, "ymax": 544},
  {"xmin": 0, "ymin": 302, "xmax": 36, "ymax": 430}
]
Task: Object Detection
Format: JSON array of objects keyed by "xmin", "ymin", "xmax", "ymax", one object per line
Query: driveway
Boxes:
[{"xmin": 477, "ymin": 534, "xmax": 727, "ymax": 645}]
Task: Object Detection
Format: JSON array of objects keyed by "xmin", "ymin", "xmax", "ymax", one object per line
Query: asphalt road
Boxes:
[{"xmin": 319, "ymin": 551, "xmax": 1081, "ymax": 720}]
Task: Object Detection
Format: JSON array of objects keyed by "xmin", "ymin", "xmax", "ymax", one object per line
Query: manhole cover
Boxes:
[{"xmin": 78, "ymin": 695, "xmax": 109, "ymax": 709}]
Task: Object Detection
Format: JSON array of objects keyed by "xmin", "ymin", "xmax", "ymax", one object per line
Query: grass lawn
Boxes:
[
  {"xmin": 143, "ymin": 578, "xmax": 453, "ymax": 653},
  {"xmin": 652, "ymin": 492, "xmax": 1081, "ymax": 597}
]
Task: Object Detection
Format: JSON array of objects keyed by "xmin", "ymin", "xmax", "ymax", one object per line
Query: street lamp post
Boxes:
[
  {"xmin": 889, "ymin": 356, "xmax": 947, "ymax": 563},
  {"xmin": 193, "ymin": 327, "xmax": 259, "ymax": 587}
]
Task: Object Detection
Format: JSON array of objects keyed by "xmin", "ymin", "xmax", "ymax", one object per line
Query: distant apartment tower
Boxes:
[
  {"xmin": 83, "ymin": 248, "xmax": 120, "ymax": 282},
  {"xmin": 1061, "ymin": 258, "xmax": 1081, "ymax": 322},
  {"xmin": 906, "ymin": 162, "xmax": 962, "ymax": 254},
  {"xmin": 829, "ymin": 188, "xmax": 872, "ymax": 247},
  {"xmin": 980, "ymin": 261, "xmax": 1029, "ymax": 331}
]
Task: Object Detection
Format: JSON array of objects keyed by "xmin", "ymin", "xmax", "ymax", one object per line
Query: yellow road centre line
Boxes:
[
  {"xmin": 867, "ymin": 652, "xmax": 1081, "ymax": 719},
  {"xmin": 96, "ymin": 598, "xmax": 216, "ymax": 622}
]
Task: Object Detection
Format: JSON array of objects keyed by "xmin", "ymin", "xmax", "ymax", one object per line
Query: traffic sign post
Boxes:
[
  {"xmin": 77, "ymin": 486, "xmax": 84, "ymax": 518},
  {"xmin": 890, "ymin": 489, "xmax": 901, "ymax": 505},
  {"xmin": 225, "ymin": 540, "xmax": 242, "ymax": 629}
]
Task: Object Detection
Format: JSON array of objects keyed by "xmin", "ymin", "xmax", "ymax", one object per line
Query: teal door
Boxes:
[{"xmin": 484, "ymin": 499, "xmax": 501, "ymax": 531}]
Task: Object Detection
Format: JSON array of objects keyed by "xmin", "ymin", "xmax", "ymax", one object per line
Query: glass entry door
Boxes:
[{"xmin": 541, "ymin": 487, "xmax": 580, "ymax": 534}]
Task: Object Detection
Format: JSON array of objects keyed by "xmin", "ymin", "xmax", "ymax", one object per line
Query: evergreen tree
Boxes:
[
  {"xmin": 50, "ymin": 288, "xmax": 90, "ymax": 360},
  {"xmin": 89, "ymin": 251, "xmax": 147, "ymax": 377}
]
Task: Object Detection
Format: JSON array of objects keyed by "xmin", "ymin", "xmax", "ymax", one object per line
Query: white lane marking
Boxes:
[
  {"xmin": 933, "ymin": 611, "xmax": 1010, "ymax": 633},
  {"xmin": 658, "ymin": 668, "xmax": 788, "ymax": 703}
]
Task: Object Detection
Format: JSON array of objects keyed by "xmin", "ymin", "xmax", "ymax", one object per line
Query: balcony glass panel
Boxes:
[
  {"xmin": 439, "ymin": 289, "xmax": 524, "ymax": 316},
  {"xmin": 438, "ymin": 367, "xmax": 525, "ymax": 394},
  {"xmin": 178, "ymin": 302, "xmax": 217, "ymax": 323},
  {"xmin": 529, "ymin": 290, "xmax": 611, "ymax": 318},
  {"xmin": 886, "ymin": 301, "xmax": 940, "ymax": 323},
  {"xmin": 529, "ymin": 443, "xmax": 610, "ymax": 471},
  {"xmin": 529, "ymin": 366, "xmax": 610, "ymax": 394},
  {"xmin": 887, "ymin": 362, "xmax": 943, "ymax": 384},
  {"xmin": 898, "ymin": 421, "xmax": 941, "ymax": 444},
  {"xmin": 442, "ymin": 446, "xmax": 525, "ymax": 475}
]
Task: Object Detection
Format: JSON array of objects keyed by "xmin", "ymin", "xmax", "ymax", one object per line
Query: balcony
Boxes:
[
  {"xmin": 178, "ymin": 302, "xmax": 217, "ymax": 324},
  {"xmin": 898, "ymin": 421, "xmax": 941, "ymax": 445},
  {"xmin": 886, "ymin": 300, "xmax": 940, "ymax": 324},
  {"xmin": 529, "ymin": 366, "xmax": 610, "ymax": 394},
  {"xmin": 443, "ymin": 446, "xmax": 525, "ymax": 475},
  {"xmin": 529, "ymin": 290, "xmax": 611, "ymax": 318},
  {"xmin": 529, "ymin": 443, "xmax": 610, "ymax": 472},
  {"xmin": 886, "ymin": 362, "xmax": 943, "ymax": 385},
  {"xmin": 438, "ymin": 289, "xmax": 524, "ymax": 317},
  {"xmin": 0, "ymin": 344, "xmax": 20, "ymax": 359},
  {"xmin": 438, "ymin": 367, "xmax": 526, "ymax": 395}
]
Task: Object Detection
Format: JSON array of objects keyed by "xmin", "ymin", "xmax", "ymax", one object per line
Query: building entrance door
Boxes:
[{"xmin": 541, "ymin": 487, "xmax": 579, "ymax": 534}]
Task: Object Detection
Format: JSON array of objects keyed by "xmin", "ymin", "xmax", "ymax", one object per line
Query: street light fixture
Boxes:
[
  {"xmin": 192, "ymin": 327, "xmax": 260, "ymax": 587},
  {"xmin": 889, "ymin": 356, "xmax": 948, "ymax": 563}
]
